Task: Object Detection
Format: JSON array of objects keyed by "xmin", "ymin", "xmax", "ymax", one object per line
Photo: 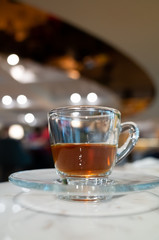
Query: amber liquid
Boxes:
[{"xmin": 51, "ymin": 143, "xmax": 117, "ymax": 177}]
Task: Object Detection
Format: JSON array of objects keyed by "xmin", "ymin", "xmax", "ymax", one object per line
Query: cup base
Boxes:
[
  {"xmin": 57, "ymin": 175, "xmax": 114, "ymax": 201},
  {"xmin": 58, "ymin": 194, "xmax": 110, "ymax": 202}
]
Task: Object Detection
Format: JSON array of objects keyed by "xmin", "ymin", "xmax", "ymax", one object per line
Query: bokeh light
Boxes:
[
  {"xmin": 2, "ymin": 95, "xmax": 13, "ymax": 106},
  {"xmin": 8, "ymin": 124, "xmax": 24, "ymax": 140},
  {"xmin": 24, "ymin": 113, "xmax": 35, "ymax": 123},
  {"xmin": 87, "ymin": 92, "xmax": 98, "ymax": 103},
  {"xmin": 70, "ymin": 93, "xmax": 81, "ymax": 103},
  {"xmin": 17, "ymin": 95, "xmax": 28, "ymax": 105},
  {"xmin": 7, "ymin": 54, "xmax": 19, "ymax": 66}
]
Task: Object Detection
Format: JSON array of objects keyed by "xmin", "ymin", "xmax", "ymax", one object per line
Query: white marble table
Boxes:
[{"xmin": 1, "ymin": 160, "xmax": 159, "ymax": 240}]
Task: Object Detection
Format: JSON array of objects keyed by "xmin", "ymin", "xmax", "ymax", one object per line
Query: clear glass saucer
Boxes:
[{"xmin": 9, "ymin": 168, "xmax": 159, "ymax": 200}]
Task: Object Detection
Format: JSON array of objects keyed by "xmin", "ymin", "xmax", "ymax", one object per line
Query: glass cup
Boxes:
[{"xmin": 48, "ymin": 106, "xmax": 139, "ymax": 182}]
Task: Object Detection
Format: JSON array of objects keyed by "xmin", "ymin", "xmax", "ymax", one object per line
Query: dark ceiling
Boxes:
[{"xmin": 0, "ymin": 0, "xmax": 155, "ymax": 117}]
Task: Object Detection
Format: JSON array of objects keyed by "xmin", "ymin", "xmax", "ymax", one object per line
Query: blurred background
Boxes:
[{"xmin": 0, "ymin": 0, "xmax": 159, "ymax": 181}]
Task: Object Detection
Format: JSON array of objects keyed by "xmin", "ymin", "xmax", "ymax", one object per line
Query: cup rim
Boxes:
[{"xmin": 49, "ymin": 105, "xmax": 121, "ymax": 118}]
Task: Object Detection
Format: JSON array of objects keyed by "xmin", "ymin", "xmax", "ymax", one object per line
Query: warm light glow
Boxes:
[
  {"xmin": 24, "ymin": 113, "xmax": 35, "ymax": 123},
  {"xmin": 8, "ymin": 124, "xmax": 24, "ymax": 140},
  {"xmin": 70, "ymin": 93, "xmax": 81, "ymax": 103},
  {"xmin": 68, "ymin": 70, "xmax": 80, "ymax": 79},
  {"xmin": 2, "ymin": 95, "xmax": 13, "ymax": 106},
  {"xmin": 87, "ymin": 92, "xmax": 98, "ymax": 103},
  {"xmin": 17, "ymin": 95, "xmax": 28, "ymax": 105},
  {"xmin": 7, "ymin": 54, "xmax": 19, "ymax": 66},
  {"xmin": 10, "ymin": 65, "xmax": 36, "ymax": 83}
]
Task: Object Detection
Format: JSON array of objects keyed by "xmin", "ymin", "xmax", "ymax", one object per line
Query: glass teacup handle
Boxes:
[{"xmin": 116, "ymin": 122, "xmax": 139, "ymax": 164}]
